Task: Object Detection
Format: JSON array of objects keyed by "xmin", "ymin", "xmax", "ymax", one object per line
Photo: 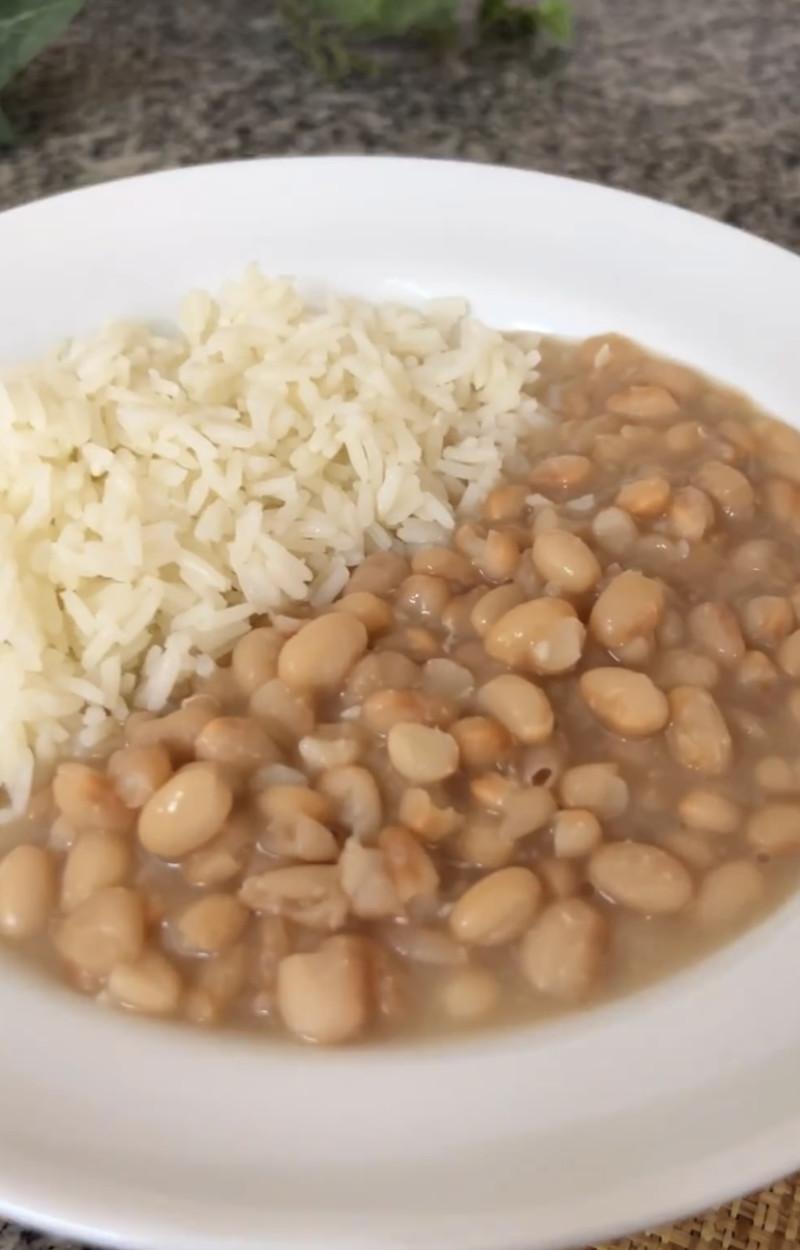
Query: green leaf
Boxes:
[
  {"xmin": 536, "ymin": 0, "xmax": 572, "ymax": 41},
  {"xmin": 310, "ymin": 0, "xmax": 459, "ymax": 35},
  {"xmin": 0, "ymin": 0, "xmax": 85, "ymax": 139}
]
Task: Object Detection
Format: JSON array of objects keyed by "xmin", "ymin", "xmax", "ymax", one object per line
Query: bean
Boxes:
[
  {"xmin": 531, "ymin": 530, "xmax": 601, "ymax": 595},
  {"xmin": 260, "ymin": 812, "xmax": 339, "ymax": 863},
  {"xmin": 777, "ymin": 630, "xmax": 800, "ymax": 677},
  {"xmin": 732, "ymin": 539, "xmax": 780, "ymax": 575},
  {"xmin": 387, "ymin": 723, "xmax": 459, "ymax": 784},
  {"xmin": 61, "ymin": 831, "xmax": 132, "ymax": 913},
  {"xmin": 339, "ymin": 839, "xmax": 400, "ymax": 919},
  {"xmin": 655, "ymin": 649, "xmax": 720, "ymax": 690},
  {"xmin": 362, "ymin": 939, "xmax": 409, "ymax": 1025},
  {"xmin": 241, "ymin": 864, "xmax": 348, "ymax": 930},
  {"xmin": 55, "ymin": 886, "xmax": 145, "ymax": 977},
  {"xmin": 606, "ymin": 385, "xmax": 679, "ymax": 421},
  {"xmin": 379, "ymin": 825, "xmax": 439, "ymax": 906},
  {"xmin": 53, "ymin": 763, "xmax": 134, "ymax": 835},
  {"xmin": 590, "ymin": 571, "xmax": 664, "ymax": 653},
  {"xmin": 520, "ymin": 899, "xmax": 608, "ymax": 1000},
  {"xmin": 278, "ymin": 613, "xmax": 368, "ymax": 692},
  {"xmin": 475, "ymin": 529, "xmax": 521, "ymax": 583},
  {"xmin": 665, "ymin": 421, "xmax": 704, "ymax": 454},
  {"xmin": 754, "ymin": 756, "xmax": 800, "ymax": 795},
  {"xmin": 693, "ymin": 460, "xmax": 755, "ymax": 520},
  {"xmin": 382, "ymin": 924, "xmax": 467, "ymax": 966},
  {"xmin": 346, "ymin": 551, "xmax": 410, "ymax": 596},
  {"xmin": 580, "ymin": 668, "xmax": 669, "ymax": 737},
  {"xmin": 746, "ymin": 803, "xmax": 800, "ymax": 856},
  {"xmin": 517, "ymin": 739, "xmax": 567, "ymax": 790},
  {"xmin": 128, "ymin": 698, "xmax": 219, "ymax": 761},
  {"xmin": 252, "ymin": 916, "xmax": 291, "ymax": 992},
  {"xmin": 422, "ymin": 659, "xmax": 475, "ymax": 703},
  {"xmin": 398, "ymin": 788, "xmax": 460, "ymax": 843},
  {"xmin": 764, "ymin": 478, "xmax": 800, "ymax": 529},
  {"xmin": 678, "ymin": 789, "xmax": 740, "ymax": 836},
  {"xmin": 440, "ymin": 589, "xmax": 483, "ymax": 640},
  {"xmin": 174, "ymin": 894, "xmax": 249, "ymax": 955},
  {"xmin": 411, "ymin": 547, "xmax": 478, "ymax": 587},
  {"xmin": 735, "ymin": 651, "xmax": 779, "ymax": 690},
  {"xmin": 588, "ymin": 841, "xmax": 693, "ymax": 915},
  {"xmin": 139, "ymin": 764, "xmax": 233, "ymax": 860},
  {"xmin": 470, "ymin": 773, "xmax": 516, "ymax": 811},
  {"xmin": 389, "ymin": 626, "xmax": 441, "ymax": 663},
  {"xmin": 483, "ymin": 483, "xmax": 530, "ymax": 523},
  {"xmin": 0, "ymin": 845, "xmax": 56, "ymax": 940},
  {"xmin": 450, "ymin": 868, "xmax": 542, "ymax": 946},
  {"xmin": 231, "ymin": 627, "xmax": 283, "ymax": 696},
  {"xmin": 278, "ymin": 935, "xmax": 369, "ymax": 1045},
  {"xmin": 317, "ymin": 766, "xmax": 383, "ymax": 842},
  {"xmin": 108, "ymin": 744, "xmax": 172, "ymax": 810},
  {"xmin": 451, "ymin": 716, "xmax": 511, "ymax": 769},
  {"xmin": 662, "ymin": 831, "xmax": 719, "ymax": 872},
  {"xmin": 688, "ymin": 602, "xmax": 745, "ymax": 667},
  {"xmin": 658, "ymin": 610, "xmax": 685, "ymax": 649},
  {"xmin": 396, "ymin": 574, "xmax": 452, "ymax": 620},
  {"xmin": 107, "ymin": 950, "xmax": 183, "ymax": 1016},
  {"xmin": 668, "ymin": 486, "xmax": 714, "ymax": 541},
  {"xmin": 741, "ymin": 596, "xmax": 794, "ymax": 648},
  {"xmin": 559, "ymin": 763, "xmax": 629, "ymax": 819},
  {"xmin": 485, "ymin": 598, "xmax": 585, "ymax": 676},
  {"xmin": 694, "ymin": 861, "xmax": 766, "ymax": 931},
  {"xmin": 498, "ymin": 787, "xmax": 557, "ymax": 840},
  {"xmin": 552, "ymin": 809, "xmax": 603, "ymax": 858},
  {"xmin": 249, "ymin": 679, "xmax": 315, "ymax": 747},
  {"xmin": 477, "ymin": 675, "xmax": 554, "ymax": 746},
  {"xmin": 257, "ymin": 784, "xmax": 331, "ymax": 829},
  {"xmin": 591, "ymin": 507, "xmax": 638, "ymax": 556},
  {"xmin": 470, "ymin": 584, "xmax": 525, "ymax": 638},
  {"xmin": 454, "ymin": 820, "xmax": 515, "ymax": 869},
  {"xmin": 529, "ymin": 454, "xmax": 592, "ymax": 493},
  {"xmin": 615, "ymin": 475, "xmax": 671, "ymax": 519},
  {"xmin": 539, "ymin": 857, "xmax": 581, "ymax": 899},
  {"xmin": 182, "ymin": 818, "xmax": 253, "ymax": 887},
  {"xmin": 298, "ymin": 726, "xmax": 364, "ymax": 772},
  {"xmin": 331, "ymin": 592, "xmax": 394, "ymax": 637},
  {"xmin": 666, "ymin": 687, "xmax": 733, "ymax": 775},
  {"xmin": 441, "ymin": 968, "xmax": 501, "ymax": 1022},
  {"xmin": 185, "ymin": 946, "xmax": 248, "ymax": 1027},
  {"xmin": 361, "ymin": 689, "xmax": 453, "ymax": 736},
  {"xmin": 196, "ymin": 717, "xmax": 280, "ymax": 772}
]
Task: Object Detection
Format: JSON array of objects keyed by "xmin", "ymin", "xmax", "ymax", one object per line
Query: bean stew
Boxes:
[{"xmin": 2, "ymin": 331, "xmax": 800, "ymax": 1045}]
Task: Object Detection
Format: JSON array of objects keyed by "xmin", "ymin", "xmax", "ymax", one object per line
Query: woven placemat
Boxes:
[
  {"xmin": 595, "ymin": 1173, "xmax": 800, "ymax": 1250},
  {"xmin": 1, "ymin": 1175, "xmax": 799, "ymax": 1249}
]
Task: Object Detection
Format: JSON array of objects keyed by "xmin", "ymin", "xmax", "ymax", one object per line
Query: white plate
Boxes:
[{"xmin": 2, "ymin": 156, "xmax": 800, "ymax": 1250}]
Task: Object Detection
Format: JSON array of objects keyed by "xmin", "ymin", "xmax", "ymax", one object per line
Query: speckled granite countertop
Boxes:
[
  {"xmin": 1, "ymin": 1, "xmax": 799, "ymax": 1248},
  {"xmin": 0, "ymin": 0, "xmax": 798, "ymax": 249}
]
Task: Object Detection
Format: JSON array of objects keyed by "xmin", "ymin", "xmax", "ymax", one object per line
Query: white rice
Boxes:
[{"xmin": 0, "ymin": 267, "xmax": 540, "ymax": 816}]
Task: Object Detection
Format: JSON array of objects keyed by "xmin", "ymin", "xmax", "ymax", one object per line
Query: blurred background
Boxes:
[{"xmin": 0, "ymin": 0, "xmax": 797, "ymax": 252}]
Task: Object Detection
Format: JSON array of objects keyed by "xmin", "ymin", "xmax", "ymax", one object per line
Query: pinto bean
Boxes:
[{"xmin": 588, "ymin": 842, "xmax": 693, "ymax": 915}]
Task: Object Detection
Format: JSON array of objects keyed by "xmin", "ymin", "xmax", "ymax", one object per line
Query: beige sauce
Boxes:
[{"xmin": 3, "ymin": 330, "xmax": 800, "ymax": 1045}]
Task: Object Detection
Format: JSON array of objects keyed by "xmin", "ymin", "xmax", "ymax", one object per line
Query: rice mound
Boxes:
[{"xmin": 0, "ymin": 266, "xmax": 540, "ymax": 816}]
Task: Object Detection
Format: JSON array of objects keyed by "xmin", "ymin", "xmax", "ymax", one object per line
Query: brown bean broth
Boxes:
[{"xmin": 3, "ymin": 331, "xmax": 800, "ymax": 1044}]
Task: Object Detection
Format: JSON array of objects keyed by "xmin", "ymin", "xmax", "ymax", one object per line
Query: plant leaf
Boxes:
[
  {"xmin": 0, "ymin": 0, "xmax": 85, "ymax": 96},
  {"xmin": 536, "ymin": 0, "xmax": 572, "ymax": 41},
  {"xmin": 310, "ymin": 0, "xmax": 459, "ymax": 35}
]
